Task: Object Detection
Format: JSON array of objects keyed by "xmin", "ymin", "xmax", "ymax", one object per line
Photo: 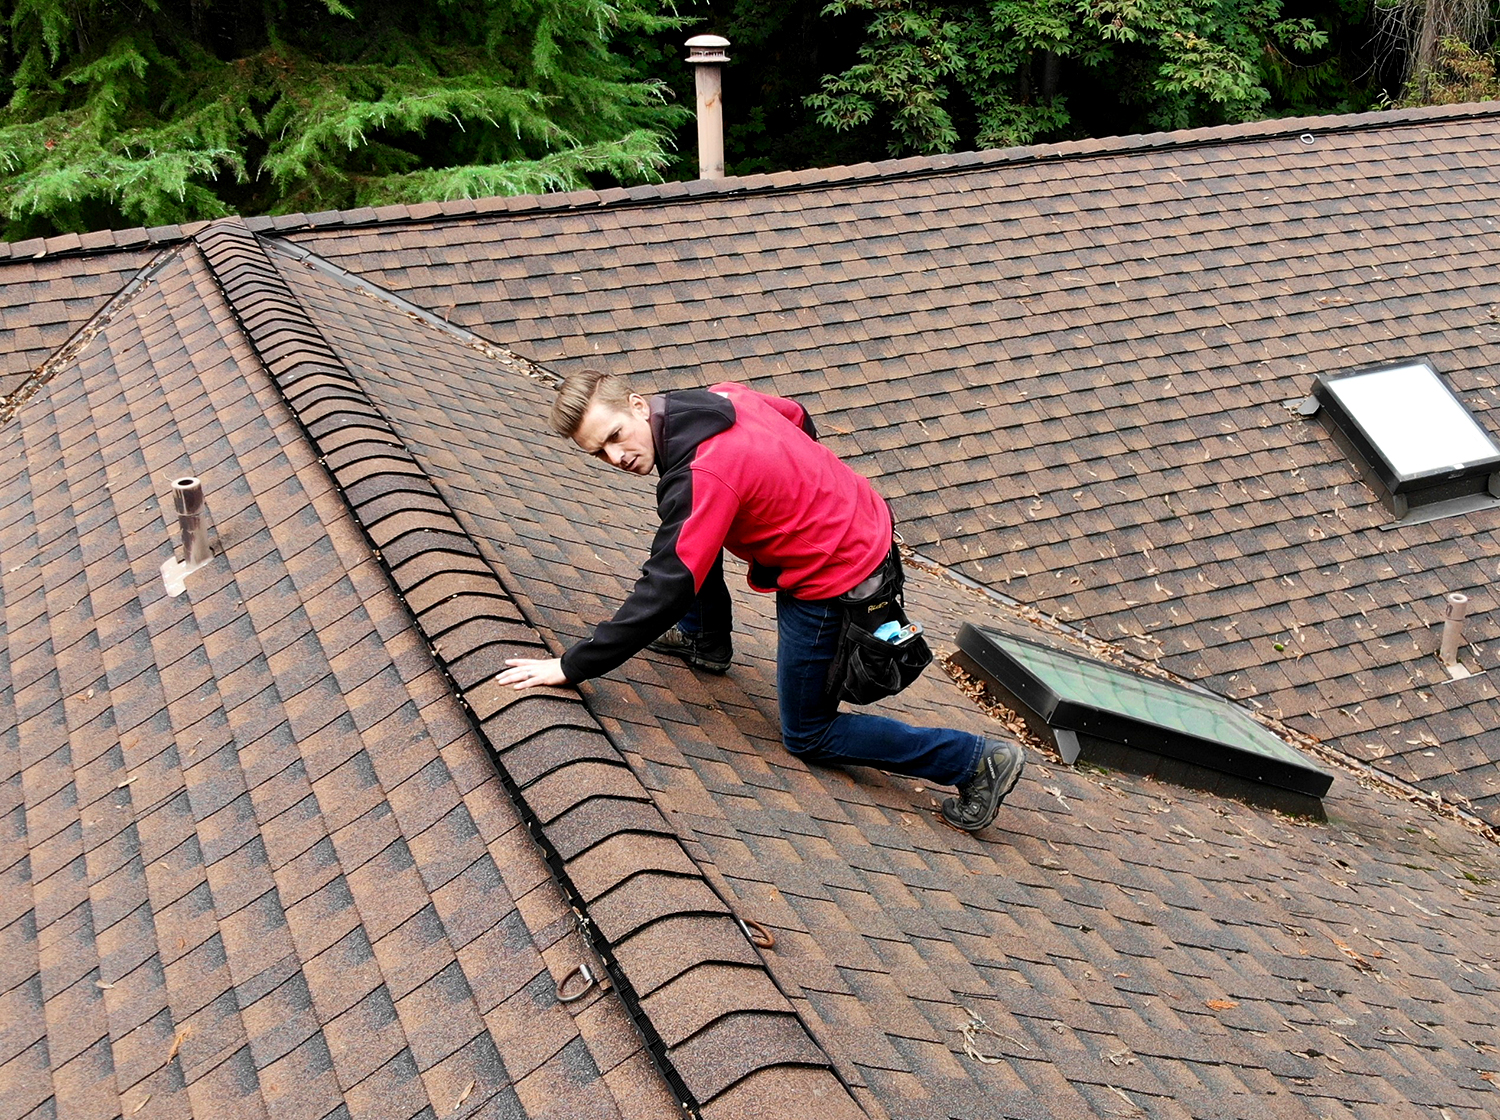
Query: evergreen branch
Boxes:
[
  {"xmin": 0, "ymin": 0, "xmax": 688, "ymax": 238},
  {"xmin": 346, "ymin": 128, "xmax": 674, "ymax": 205}
]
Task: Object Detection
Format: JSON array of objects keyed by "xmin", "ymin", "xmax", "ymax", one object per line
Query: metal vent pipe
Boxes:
[
  {"xmin": 685, "ymin": 35, "xmax": 730, "ymax": 180},
  {"xmin": 173, "ymin": 477, "xmax": 209, "ymax": 566},
  {"xmin": 1438, "ymin": 592, "xmax": 1469, "ymax": 667}
]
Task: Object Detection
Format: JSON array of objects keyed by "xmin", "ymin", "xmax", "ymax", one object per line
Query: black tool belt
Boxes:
[{"xmin": 823, "ymin": 540, "xmax": 934, "ymax": 705}]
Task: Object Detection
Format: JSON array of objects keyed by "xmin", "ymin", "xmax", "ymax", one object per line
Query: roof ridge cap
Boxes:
[
  {"xmin": 0, "ymin": 219, "xmax": 211, "ymax": 264},
  {"xmin": 8, "ymin": 101, "xmax": 1497, "ymax": 259},
  {"xmin": 190, "ymin": 216, "xmax": 868, "ymax": 1119}
]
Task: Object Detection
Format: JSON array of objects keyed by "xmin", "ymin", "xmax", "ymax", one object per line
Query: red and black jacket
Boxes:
[{"xmin": 560, "ymin": 384, "xmax": 893, "ymax": 682}]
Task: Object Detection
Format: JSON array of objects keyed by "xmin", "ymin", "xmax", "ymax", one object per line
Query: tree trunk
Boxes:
[{"xmin": 1041, "ymin": 51, "xmax": 1061, "ymax": 100}]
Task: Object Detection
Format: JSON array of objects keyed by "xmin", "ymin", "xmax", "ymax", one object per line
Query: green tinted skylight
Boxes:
[{"xmin": 957, "ymin": 625, "xmax": 1332, "ymax": 804}]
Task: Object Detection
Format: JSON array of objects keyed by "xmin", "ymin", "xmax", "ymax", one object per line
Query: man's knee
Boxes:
[{"xmin": 781, "ymin": 717, "xmax": 835, "ymax": 759}]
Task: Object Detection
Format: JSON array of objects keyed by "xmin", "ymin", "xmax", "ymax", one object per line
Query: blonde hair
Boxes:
[{"xmin": 550, "ymin": 368, "xmax": 633, "ymax": 437}]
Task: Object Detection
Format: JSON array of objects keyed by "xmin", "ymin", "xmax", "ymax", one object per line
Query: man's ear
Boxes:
[{"xmin": 628, "ymin": 392, "xmax": 650, "ymax": 418}]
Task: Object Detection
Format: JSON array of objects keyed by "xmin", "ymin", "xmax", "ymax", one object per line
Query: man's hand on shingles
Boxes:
[{"xmin": 496, "ymin": 657, "xmax": 570, "ymax": 690}]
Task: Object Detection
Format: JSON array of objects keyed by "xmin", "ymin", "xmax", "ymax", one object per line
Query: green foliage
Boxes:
[
  {"xmin": 0, "ymin": 0, "xmax": 689, "ymax": 238},
  {"xmin": 806, "ymin": 0, "xmax": 967, "ymax": 152},
  {"xmin": 1397, "ymin": 35, "xmax": 1500, "ymax": 105},
  {"xmin": 804, "ymin": 0, "xmax": 1343, "ymax": 155},
  {"xmin": 1258, "ymin": 0, "xmax": 1376, "ymax": 115}
]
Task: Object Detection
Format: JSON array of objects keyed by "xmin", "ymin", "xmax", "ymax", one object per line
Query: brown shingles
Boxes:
[
  {"xmin": 284, "ymin": 114, "xmax": 1500, "ymax": 823},
  {"xmin": 0, "ymin": 250, "xmax": 161, "ymax": 393},
  {"xmin": 0, "ymin": 242, "xmax": 678, "ymax": 1120},
  {"xmin": 16, "ymin": 106, "xmax": 1500, "ymax": 1120}
]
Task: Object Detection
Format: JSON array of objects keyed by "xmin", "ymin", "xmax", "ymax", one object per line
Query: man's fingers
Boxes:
[{"xmin": 495, "ymin": 657, "xmax": 567, "ymax": 690}]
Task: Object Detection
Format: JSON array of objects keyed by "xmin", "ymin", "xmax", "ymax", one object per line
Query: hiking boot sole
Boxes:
[{"xmin": 647, "ymin": 631, "xmax": 732, "ymax": 674}]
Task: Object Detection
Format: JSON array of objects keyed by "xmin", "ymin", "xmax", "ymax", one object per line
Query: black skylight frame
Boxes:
[
  {"xmin": 956, "ymin": 624, "xmax": 1332, "ymax": 809},
  {"xmin": 1312, "ymin": 360, "xmax": 1500, "ymax": 520}
]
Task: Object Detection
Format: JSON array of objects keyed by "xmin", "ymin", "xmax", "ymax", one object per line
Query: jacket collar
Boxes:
[{"xmin": 651, "ymin": 389, "xmax": 736, "ymax": 476}]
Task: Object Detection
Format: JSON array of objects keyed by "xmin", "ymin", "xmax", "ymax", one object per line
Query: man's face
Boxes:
[{"xmin": 573, "ymin": 393, "xmax": 655, "ymax": 475}]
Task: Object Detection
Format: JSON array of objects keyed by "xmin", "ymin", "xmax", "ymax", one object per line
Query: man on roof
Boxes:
[{"xmin": 496, "ymin": 370, "xmax": 1025, "ymax": 832}]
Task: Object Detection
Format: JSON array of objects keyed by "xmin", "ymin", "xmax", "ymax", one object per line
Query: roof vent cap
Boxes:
[
  {"xmin": 161, "ymin": 476, "xmax": 213, "ymax": 596},
  {"xmin": 685, "ymin": 34, "xmax": 730, "ymax": 63},
  {"xmin": 685, "ymin": 35, "xmax": 731, "ymax": 180}
]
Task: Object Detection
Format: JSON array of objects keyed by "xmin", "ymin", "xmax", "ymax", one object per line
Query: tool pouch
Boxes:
[{"xmin": 824, "ymin": 541, "xmax": 933, "ymax": 705}]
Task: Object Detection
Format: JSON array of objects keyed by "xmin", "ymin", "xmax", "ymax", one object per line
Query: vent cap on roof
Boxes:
[
  {"xmin": 685, "ymin": 35, "xmax": 730, "ymax": 180},
  {"xmin": 685, "ymin": 33, "xmax": 730, "ymax": 63},
  {"xmin": 1312, "ymin": 360, "xmax": 1500, "ymax": 523}
]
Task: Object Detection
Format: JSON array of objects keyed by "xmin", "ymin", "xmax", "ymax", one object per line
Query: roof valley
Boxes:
[
  {"xmin": 188, "ymin": 216, "xmax": 868, "ymax": 1120},
  {"xmin": 0, "ymin": 244, "xmax": 183, "ymax": 424}
]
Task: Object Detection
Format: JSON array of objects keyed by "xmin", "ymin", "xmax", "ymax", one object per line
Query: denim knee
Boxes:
[{"xmin": 780, "ymin": 715, "xmax": 837, "ymax": 759}]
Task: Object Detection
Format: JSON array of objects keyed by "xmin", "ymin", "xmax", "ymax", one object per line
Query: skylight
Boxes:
[
  {"xmin": 956, "ymin": 624, "xmax": 1332, "ymax": 811},
  {"xmin": 1312, "ymin": 361, "xmax": 1500, "ymax": 519}
]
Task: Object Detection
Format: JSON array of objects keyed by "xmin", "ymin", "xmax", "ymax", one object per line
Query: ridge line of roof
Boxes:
[
  {"xmin": 189, "ymin": 217, "xmax": 871, "ymax": 1120},
  {"xmin": 5, "ymin": 101, "xmax": 1495, "ymax": 264},
  {"xmin": 253, "ymin": 102, "xmax": 1493, "ymax": 230}
]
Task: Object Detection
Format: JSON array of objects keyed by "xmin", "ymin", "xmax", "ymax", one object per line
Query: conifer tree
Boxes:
[{"xmin": 0, "ymin": 0, "xmax": 687, "ymax": 238}]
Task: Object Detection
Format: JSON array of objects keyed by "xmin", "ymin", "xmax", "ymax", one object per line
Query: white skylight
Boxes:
[{"xmin": 1321, "ymin": 362, "xmax": 1499, "ymax": 479}]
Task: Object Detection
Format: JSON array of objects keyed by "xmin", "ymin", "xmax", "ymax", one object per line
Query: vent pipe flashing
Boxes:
[
  {"xmin": 686, "ymin": 35, "xmax": 730, "ymax": 180},
  {"xmin": 161, "ymin": 476, "xmax": 213, "ymax": 596}
]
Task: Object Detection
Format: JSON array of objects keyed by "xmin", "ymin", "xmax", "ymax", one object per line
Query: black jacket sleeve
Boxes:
[{"xmin": 559, "ymin": 467, "xmax": 721, "ymax": 682}]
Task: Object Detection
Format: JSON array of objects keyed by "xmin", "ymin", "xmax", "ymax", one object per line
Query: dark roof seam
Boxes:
[
  {"xmin": 7, "ymin": 102, "xmax": 1498, "ymax": 264},
  {"xmin": 187, "ymin": 216, "xmax": 866, "ymax": 1118},
  {"xmin": 0, "ymin": 244, "xmax": 185, "ymax": 427}
]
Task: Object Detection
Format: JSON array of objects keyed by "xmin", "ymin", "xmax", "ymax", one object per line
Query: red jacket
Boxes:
[{"xmin": 561, "ymin": 384, "xmax": 893, "ymax": 682}]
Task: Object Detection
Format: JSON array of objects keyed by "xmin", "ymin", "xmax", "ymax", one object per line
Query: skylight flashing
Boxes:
[
  {"xmin": 1312, "ymin": 360, "xmax": 1500, "ymax": 520},
  {"xmin": 954, "ymin": 624, "xmax": 1332, "ymax": 814}
]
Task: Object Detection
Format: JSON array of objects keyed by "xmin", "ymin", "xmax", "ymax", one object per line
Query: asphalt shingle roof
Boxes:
[
  {"xmin": 0, "ymin": 250, "xmax": 163, "ymax": 403},
  {"xmin": 193, "ymin": 218, "xmax": 858, "ymax": 1117},
  {"xmin": 277, "ymin": 102, "xmax": 1500, "ymax": 825},
  {"xmin": 0, "ymin": 239, "xmax": 679, "ymax": 1119},
  {"xmin": 255, "ymin": 216, "xmax": 1500, "ymax": 1120},
  {"xmin": 3, "ymin": 101, "xmax": 1500, "ymax": 1120}
]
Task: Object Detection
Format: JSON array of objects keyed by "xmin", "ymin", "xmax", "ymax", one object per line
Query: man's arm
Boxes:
[{"xmin": 502, "ymin": 468, "xmax": 738, "ymax": 689}]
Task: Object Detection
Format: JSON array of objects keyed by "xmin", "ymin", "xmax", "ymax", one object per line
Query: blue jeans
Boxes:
[
  {"xmin": 775, "ymin": 591, "xmax": 984, "ymax": 787},
  {"xmin": 678, "ymin": 559, "xmax": 984, "ymax": 786}
]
